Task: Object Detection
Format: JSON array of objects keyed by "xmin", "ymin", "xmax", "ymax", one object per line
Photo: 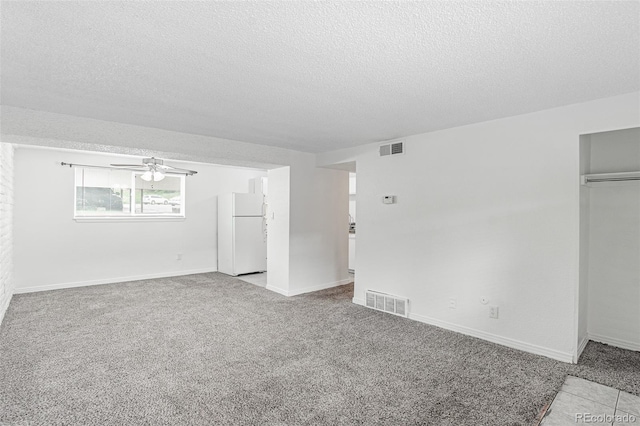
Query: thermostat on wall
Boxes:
[{"xmin": 382, "ymin": 195, "xmax": 396, "ymax": 204}]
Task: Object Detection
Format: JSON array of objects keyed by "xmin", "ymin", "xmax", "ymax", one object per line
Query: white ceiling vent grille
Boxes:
[
  {"xmin": 379, "ymin": 141, "xmax": 405, "ymax": 157},
  {"xmin": 364, "ymin": 290, "xmax": 409, "ymax": 318}
]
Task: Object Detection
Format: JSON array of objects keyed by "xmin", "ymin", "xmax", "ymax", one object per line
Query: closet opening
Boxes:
[{"xmin": 578, "ymin": 127, "xmax": 640, "ymax": 359}]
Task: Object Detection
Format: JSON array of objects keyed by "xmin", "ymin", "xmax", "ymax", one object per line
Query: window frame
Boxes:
[{"xmin": 73, "ymin": 167, "xmax": 187, "ymax": 221}]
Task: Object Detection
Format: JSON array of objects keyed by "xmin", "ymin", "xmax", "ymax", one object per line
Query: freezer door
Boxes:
[
  {"xmin": 233, "ymin": 216, "xmax": 267, "ymax": 275},
  {"xmin": 233, "ymin": 193, "xmax": 264, "ymax": 217}
]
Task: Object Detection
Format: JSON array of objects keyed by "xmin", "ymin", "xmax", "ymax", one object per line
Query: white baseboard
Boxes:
[
  {"xmin": 588, "ymin": 332, "xmax": 640, "ymax": 352},
  {"xmin": 351, "ymin": 297, "xmax": 573, "ymax": 363},
  {"xmin": 13, "ymin": 268, "xmax": 219, "ymax": 294},
  {"xmin": 407, "ymin": 312, "xmax": 574, "ymax": 363},
  {"xmin": 265, "ymin": 284, "xmax": 289, "ymax": 296},
  {"xmin": 267, "ymin": 278, "xmax": 353, "ymax": 297}
]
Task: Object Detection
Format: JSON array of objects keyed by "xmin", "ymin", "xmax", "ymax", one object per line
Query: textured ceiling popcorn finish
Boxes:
[{"xmin": 1, "ymin": 1, "xmax": 639, "ymax": 153}]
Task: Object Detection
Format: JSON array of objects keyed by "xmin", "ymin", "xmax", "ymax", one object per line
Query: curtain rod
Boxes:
[{"xmin": 60, "ymin": 162, "xmax": 195, "ymax": 176}]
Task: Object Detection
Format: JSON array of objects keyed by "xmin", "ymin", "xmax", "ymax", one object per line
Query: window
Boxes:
[{"xmin": 74, "ymin": 167, "xmax": 185, "ymax": 218}]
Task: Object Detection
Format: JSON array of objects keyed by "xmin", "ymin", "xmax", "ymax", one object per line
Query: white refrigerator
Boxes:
[{"xmin": 217, "ymin": 193, "xmax": 267, "ymax": 276}]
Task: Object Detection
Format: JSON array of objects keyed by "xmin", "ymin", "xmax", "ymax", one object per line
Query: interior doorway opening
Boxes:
[{"xmin": 349, "ymin": 172, "xmax": 356, "ymax": 275}]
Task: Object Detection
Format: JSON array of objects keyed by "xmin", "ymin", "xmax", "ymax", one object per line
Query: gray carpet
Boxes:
[{"xmin": 0, "ymin": 273, "xmax": 638, "ymax": 425}]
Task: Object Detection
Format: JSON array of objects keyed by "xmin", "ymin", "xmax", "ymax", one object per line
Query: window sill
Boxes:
[{"xmin": 74, "ymin": 216, "xmax": 186, "ymax": 223}]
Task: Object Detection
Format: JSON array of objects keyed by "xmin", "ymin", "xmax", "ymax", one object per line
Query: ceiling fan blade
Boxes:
[
  {"xmin": 163, "ymin": 165, "xmax": 198, "ymax": 174},
  {"xmin": 109, "ymin": 160, "xmax": 197, "ymax": 175}
]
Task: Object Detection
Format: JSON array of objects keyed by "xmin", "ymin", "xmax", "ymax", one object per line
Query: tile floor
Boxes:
[
  {"xmin": 541, "ymin": 376, "xmax": 640, "ymax": 425},
  {"xmin": 236, "ymin": 272, "xmax": 355, "ymax": 290},
  {"xmin": 236, "ymin": 272, "xmax": 267, "ymax": 288}
]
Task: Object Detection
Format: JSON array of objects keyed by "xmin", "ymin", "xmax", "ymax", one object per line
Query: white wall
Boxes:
[
  {"xmin": 577, "ymin": 134, "xmax": 591, "ymax": 356},
  {"xmin": 0, "ymin": 143, "xmax": 15, "ymax": 325},
  {"xmin": 13, "ymin": 146, "xmax": 266, "ymax": 292},
  {"xmin": 349, "ymin": 173, "xmax": 356, "ymax": 221},
  {"xmin": 586, "ymin": 128, "xmax": 640, "ymax": 351},
  {"xmin": 288, "ymin": 155, "xmax": 350, "ymax": 295},
  {"xmin": 589, "ymin": 128, "xmax": 640, "ymax": 173},
  {"xmin": 266, "ymin": 154, "xmax": 350, "ymax": 296},
  {"xmin": 266, "ymin": 166, "xmax": 291, "ymax": 293},
  {"xmin": 318, "ymin": 91, "xmax": 640, "ymax": 362}
]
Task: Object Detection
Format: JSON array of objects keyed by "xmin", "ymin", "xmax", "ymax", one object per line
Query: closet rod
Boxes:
[
  {"xmin": 584, "ymin": 176, "xmax": 640, "ymax": 183},
  {"xmin": 581, "ymin": 171, "xmax": 640, "ymax": 185}
]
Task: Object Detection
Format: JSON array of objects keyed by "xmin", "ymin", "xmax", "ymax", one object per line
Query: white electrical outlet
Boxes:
[
  {"xmin": 448, "ymin": 298, "xmax": 457, "ymax": 309},
  {"xmin": 489, "ymin": 305, "xmax": 499, "ymax": 319},
  {"xmin": 176, "ymin": 253, "xmax": 183, "ymax": 261}
]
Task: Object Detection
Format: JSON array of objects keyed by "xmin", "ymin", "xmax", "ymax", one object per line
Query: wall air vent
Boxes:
[
  {"xmin": 364, "ymin": 290, "xmax": 409, "ymax": 318},
  {"xmin": 379, "ymin": 141, "xmax": 405, "ymax": 157}
]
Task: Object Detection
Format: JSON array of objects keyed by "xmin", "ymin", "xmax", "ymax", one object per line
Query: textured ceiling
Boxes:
[{"xmin": 1, "ymin": 1, "xmax": 639, "ymax": 153}]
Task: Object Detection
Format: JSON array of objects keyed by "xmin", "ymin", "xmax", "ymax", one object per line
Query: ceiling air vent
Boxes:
[
  {"xmin": 379, "ymin": 141, "xmax": 405, "ymax": 157},
  {"xmin": 364, "ymin": 290, "xmax": 409, "ymax": 318}
]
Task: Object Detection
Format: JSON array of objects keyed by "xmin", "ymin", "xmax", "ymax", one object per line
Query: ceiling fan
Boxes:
[{"xmin": 110, "ymin": 157, "xmax": 198, "ymax": 182}]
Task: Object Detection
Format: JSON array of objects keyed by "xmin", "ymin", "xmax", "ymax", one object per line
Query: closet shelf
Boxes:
[{"xmin": 581, "ymin": 171, "xmax": 640, "ymax": 186}]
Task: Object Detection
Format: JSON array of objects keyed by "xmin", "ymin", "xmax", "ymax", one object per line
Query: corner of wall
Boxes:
[
  {"xmin": 0, "ymin": 142, "xmax": 15, "ymax": 326},
  {"xmin": 266, "ymin": 166, "xmax": 291, "ymax": 293},
  {"xmin": 575, "ymin": 335, "xmax": 590, "ymax": 363},
  {"xmin": 287, "ymin": 161, "xmax": 349, "ymax": 295}
]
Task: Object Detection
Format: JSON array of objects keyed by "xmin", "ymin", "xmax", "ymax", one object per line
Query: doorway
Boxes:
[
  {"xmin": 349, "ymin": 172, "xmax": 356, "ymax": 275},
  {"xmin": 578, "ymin": 127, "xmax": 640, "ymax": 357}
]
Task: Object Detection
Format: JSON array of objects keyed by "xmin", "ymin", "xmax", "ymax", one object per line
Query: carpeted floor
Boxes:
[{"xmin": 0, "ymin": 273, "xmax": 638, "ymax": 425}]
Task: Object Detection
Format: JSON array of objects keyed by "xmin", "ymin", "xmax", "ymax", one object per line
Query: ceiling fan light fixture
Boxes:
[{"xmin": 107, "ymin": 157, "xmax": 197, "ymax": 176}]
